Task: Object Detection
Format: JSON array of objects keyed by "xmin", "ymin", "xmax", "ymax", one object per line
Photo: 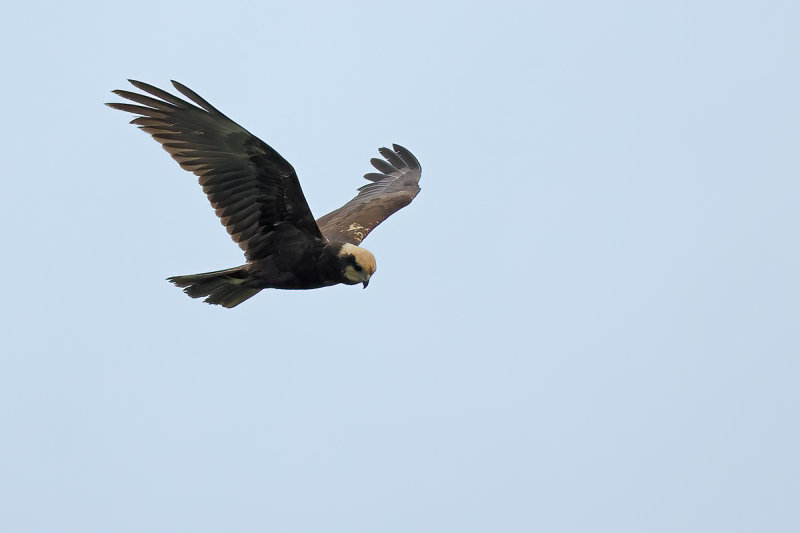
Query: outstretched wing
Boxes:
[
  {"xmin": 316, "ymin": 145, "xmax": 421, "ymax": 244},
  {"xmin": 107, "ymin": 80, "xmax": 323, "ymax": 262}
]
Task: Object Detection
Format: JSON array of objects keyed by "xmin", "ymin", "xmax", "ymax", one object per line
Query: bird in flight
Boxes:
[{"xmin": 107, "ymin": 80, "xmax": 421, "ymax": 307}]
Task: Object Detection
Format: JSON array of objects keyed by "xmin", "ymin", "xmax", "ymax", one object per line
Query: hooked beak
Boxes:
[{"xmin": 362, "ymin": 279, "xmax": 369, "ymax": 289}]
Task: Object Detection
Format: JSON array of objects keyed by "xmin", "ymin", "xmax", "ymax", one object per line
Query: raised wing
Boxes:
[
  {"xmin": 316, "ymin": 145, "xmax": 421, "ymax": 244},
  {"xmin": 107, "ymin": 80, "xmax": 323, "ymax": 262}
]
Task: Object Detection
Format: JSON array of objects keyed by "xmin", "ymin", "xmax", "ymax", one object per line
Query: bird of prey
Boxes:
[{"xmin": 107, "ymin": 80, "xmax": 421, "ymax": 307}]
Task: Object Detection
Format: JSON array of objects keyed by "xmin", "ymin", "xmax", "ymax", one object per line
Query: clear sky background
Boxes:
[{"xmin": 1, "ymin": 1, "xmax": 798, "ymax": 532}]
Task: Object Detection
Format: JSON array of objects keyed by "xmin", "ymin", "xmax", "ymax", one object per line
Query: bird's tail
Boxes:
[{"xmin": 167, "ymin": 266, "xmax": 261, "ymax": 308}]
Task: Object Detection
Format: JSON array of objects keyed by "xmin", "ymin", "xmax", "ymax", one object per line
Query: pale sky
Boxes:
[{"xmin": 1, "ymin": 1, "xmax": 799, "ymax": 532}]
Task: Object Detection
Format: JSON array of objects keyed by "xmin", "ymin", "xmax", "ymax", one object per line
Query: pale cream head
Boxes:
[{"xmin": 339, "ymin": 243, "xmax": 377, "ymax": 286}]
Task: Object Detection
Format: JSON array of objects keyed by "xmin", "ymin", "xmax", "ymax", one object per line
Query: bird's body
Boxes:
[{"xmin": 107, "ymin": 80, "xmax": 420, "ymax": 307}]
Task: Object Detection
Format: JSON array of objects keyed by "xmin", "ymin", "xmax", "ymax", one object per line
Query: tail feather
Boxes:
[{"xmin": 167, "ymin": 266, "xmax": 261, "ymax": 308}]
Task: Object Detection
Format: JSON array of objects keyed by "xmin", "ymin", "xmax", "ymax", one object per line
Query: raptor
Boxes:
[{"xmin": 108, "ymin": 80, "xmax": 421, "ymax": 307}]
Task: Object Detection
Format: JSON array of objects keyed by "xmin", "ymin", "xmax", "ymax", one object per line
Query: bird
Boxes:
[{"xmin": 107, "ymin": 80, "xmax": 421, "ymax": 308}]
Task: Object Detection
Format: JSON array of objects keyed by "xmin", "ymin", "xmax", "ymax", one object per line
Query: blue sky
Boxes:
[{"xmin": 1, "ymin": 1, "xmax": 798, "ymax": 532}]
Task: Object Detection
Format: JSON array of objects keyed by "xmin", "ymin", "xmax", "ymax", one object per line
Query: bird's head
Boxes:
[{"xmin": 338, "ymin": 243, "xmax": 377, "ymax": 288}]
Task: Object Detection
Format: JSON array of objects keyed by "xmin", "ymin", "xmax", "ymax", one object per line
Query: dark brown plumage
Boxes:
[{"xmin": 107, "ymin": 80, "xmax": 421, "ymax": 307}]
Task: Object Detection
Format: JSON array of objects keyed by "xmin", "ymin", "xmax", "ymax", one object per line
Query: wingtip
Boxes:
[
  {"xmin": 391, "ymin": 144, "xmax": 420, "ymax": 171},
  {"xmin": 126, "ymin": 79, "xmax": 151, "ymax": 91}
]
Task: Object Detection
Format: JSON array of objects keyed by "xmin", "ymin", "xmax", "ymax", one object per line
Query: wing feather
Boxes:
[
  {"xmin": 316, "ymin": 144, "xmax": 421, "ymax": 244},
  {"xmin": 107, "ymin": 80, "xmax": 323, "ymax": 261},
  {"xmin": 377, "ymin": 146, "xmax": 406, "ymax": 169},
  {"xmin": 370, "ymin": 158, "xmax": 398, "ymax": 175}
]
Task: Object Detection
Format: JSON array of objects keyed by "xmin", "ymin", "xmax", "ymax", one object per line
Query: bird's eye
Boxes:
[{"xmin": 354, "ymin": 264, "xmax": 363, "ymax": 272}]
